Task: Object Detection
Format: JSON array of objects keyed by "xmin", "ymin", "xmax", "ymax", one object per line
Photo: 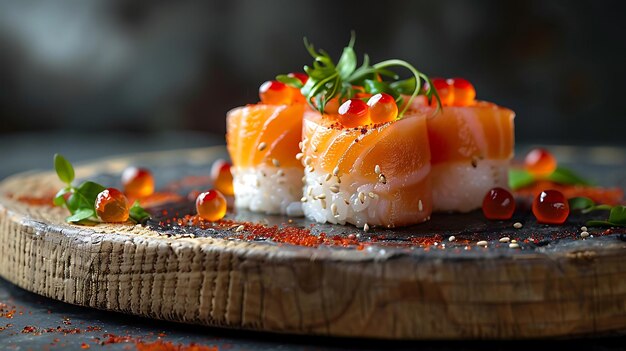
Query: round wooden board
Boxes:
[{"xmin": 1, "ymin": 146, "xmax": 626, "ymax": 340}]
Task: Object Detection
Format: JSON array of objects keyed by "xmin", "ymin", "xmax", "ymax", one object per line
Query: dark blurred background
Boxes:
[{"xmin": 0, "ymin": 0, "xmax": 625, "ymax": 177}]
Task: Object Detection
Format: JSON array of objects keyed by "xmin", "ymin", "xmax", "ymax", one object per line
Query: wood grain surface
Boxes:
[{"xmin": 1, "ymin": 146, "xmax": 626, "ymax": 340}]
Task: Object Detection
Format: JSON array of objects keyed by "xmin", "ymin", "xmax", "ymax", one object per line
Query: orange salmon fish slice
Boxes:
[
  {"xmin": 303, "ymin": 110, "xmax": 432, "ymax": 227},
  {"xmin": 227, "ymin": 104, "xmax": 305, "ymax": 169}
]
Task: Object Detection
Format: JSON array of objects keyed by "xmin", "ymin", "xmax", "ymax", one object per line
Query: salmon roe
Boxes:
[
  {"xmin": 196, "ymin": 190, "xmax": 227, "ymax": 221},
  {"xmin": 210, "ymin": 159, "xmax": 234, "ymax": 196},
  {"xmin": 532, "ymin": 190, "xmax": 570, "ymax": 224},
  {"xmin": 482, "ymin": 187, "xmax": 516, "ymax": 220},
  {"xmin": 430, "ymin": 77, "xmax": 476, "ymax": 106},
  {"xmin": 367, "ymin": 93, "xmax": 398, "ymax": 123},
  {"xmin": 337, "ymin": 98, "xmax": 371, "ymax": 128},
  {"xmin": 259, "ymin": 80, "xmax": 293, "ymax": 105},
  {"xmin": 525, "ymin": 148, "xmax": 557, "ymax": 177},
  {"xmin": 121, "ymin": 167, "xmax": 155, "ymax": 198},
  {"xmin": 95, "ymin": 188, "xmax": 129, "ymax": 222}
]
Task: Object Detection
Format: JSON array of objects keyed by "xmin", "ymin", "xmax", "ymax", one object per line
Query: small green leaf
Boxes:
[
  {"xmin": 129, "ymin": 201, "xmax": 151, "ymax": 224},
  {"xmin": 336, "ymin": 46, "xmax": 357, "ymax": 80},
  {"xmin": 508, "ymin": 169, "xmax": 535, "ymax": 190},
  {"xmin": 67, "ymin": 181, "xmax": 106, "ymax": 214},
  {"xmin": 54, "ymin": 154, "xmax": 75, "ymax": 184},
  {"xmin": 390, "ymin": 77, "xmax": 417, "ymax": 95},
  {"xmin": 547, "ymin": 167, "xmax": 591, "ymax": 186},
  {"xmin": 582, "ymin": 204, "xmax": 613, "ymax": 214},
  {"xmin": 276, "ymin": 75, "xmax": 303, "ymax": 88},
  {"xmin": 363, "ymin": 79, "xmax": 397, "ymax": 98},
  {"xmin": 608, "ymin": 206, "xmax": 626, "ymax": 225},
  {"xmin": 568, "ymin": 197, "xmax": 595, "ymax": 211},
  {"xmin": 66, "ymin": 208, "xmax": 95, "ymax": 223},
  {"xmin": 53, "ymin": 187, "xmax": 71, "ymax": 207}
]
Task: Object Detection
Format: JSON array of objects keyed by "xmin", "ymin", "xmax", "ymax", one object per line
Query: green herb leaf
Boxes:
[
  {"xmin": 547, "ymin": 167, "xmax": 591, "ymax": 186},
  {"xmin": 66, "ymin": 208, "xmax": 95, "ymax": 223},
  {"xmin": 336, "ymin": 38, "xmax": 357, "ymax": 80},
  {"xmin": 581, "ymin": 204, "xmax": 613, "ymax": 214},
  {"xmin": 53, "ymin": 187, "xmax": 71, "ymax": 207},
  {"xmin": 54, "ymin": 154, "xmax": 75, "ymax": 184},
  {"xmin": 608, "ymin": 206, "xmax": 626, "ymax": 225},
  {"xmin": 129, "ymin": 200, "xmax": 151, "ymax": 224},
  {"xmin": 67, "ymin": 181, "xmax": 106, "ymax": 215},
  {"xmin": 276, "ymin": 75, "xmax": 303, "ymax": 88},
  {"xmin": 568, "ymin": 197, "xmax": 595, "ymax": 211},
  {"xmin": 508, "ymin": 169, "xmax": 535, "ymax": 190},
  {"xmin": 363, "ymin": 79, "xmax": 398, "ymax": 98}
]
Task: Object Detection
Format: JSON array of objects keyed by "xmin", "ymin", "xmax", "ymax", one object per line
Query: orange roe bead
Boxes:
[
  {"xmin": 121, "ymin": 167, "xmax": 155, "ymax": 198},
  {"xmin": 451, "ymin": 78, "xmax": 476, "ymax": 106},
  {"xmin": 196, "ymin": 190, "xmax": 227, "ymax": 221},
  {"xmin": 532, "ymin": 190, "xmax": 570, "ymax": 224},
  {"xmin": 482, "ymin": 187, "xmax": 515, "ymax": 220},
  {"xmin": 367, "ymin": 93, "xmax": 398, "ymax": 123},
  {"xmin": 210, "ymin": 159, "xmax": 234, "ymax": 196},
  {"xmin": 259, "ymin": 80, "xmax": 293, "ymax": 105},
  {"xmin": 95, "ymin": 188, "xmax": 129, "ymax": 222},
  {"xmin": 525, "ymin": 148, "xmax": 557, "ymax": 177},
  {"xmin": 337, "ymin": 98, "xmax": 371, "ymax": 128},
  {"xmin": 431, "ymin": 78, "xmax": 454, "ymax": 106}
]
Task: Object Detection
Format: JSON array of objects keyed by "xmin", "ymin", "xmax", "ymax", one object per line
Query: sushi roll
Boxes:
[
  {"xmin": 412, "ymin": 78, "xmax": 515, "ymax": 212},
  {"xmin": 301, "ymin": 106, "xmax": 432, "ymax": 228},
  {"xmin": 226, "ymin": 78, "xmax": 306, "ymax": 215}
]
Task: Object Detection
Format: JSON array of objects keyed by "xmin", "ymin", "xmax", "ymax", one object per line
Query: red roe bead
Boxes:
[
  {"xmin": 367, "ymin": 93, "xmax": 398, "ymax": 124},
  {"xmin": 259, "ymin": 80, "xmax": 293, "ymax": 105},
  {"xmin": 482, "ymin": 187, "xmax": 516, "ymax": 220},
  {"xmin": 196, "ymin": 189, "xmax": 227, "ymax": 221},
  {"xmin": 210, "ymin": 159, "xmax": 234, "ymax": 196},
  {"xmin": 532, "ymin": 190, "xmax": 570, "ymax": 224},
  {"xmin": 121, "ymin": 167, "xmax": 155, "ymax": 198},
  {"xmin": 337, "ymin": 98, "xmax": 371, "ymax": 128},
  {"xmin": 525, "ymin": 148, "xmax": 557, "ymax": 177},
  {"xmin": 288, "ymin": 72, "xmax": 308, "ymax": 84},
  {"xmin": 451, "ymin": 78, "xmax": 476, "ymax": 106},
  {"xmin": 95, "ymin": 188, "xmax": 129, "ymax": 222},
  {"xmin": 431, "ymin": 78, "xmax": 454, "ymax": 106}
]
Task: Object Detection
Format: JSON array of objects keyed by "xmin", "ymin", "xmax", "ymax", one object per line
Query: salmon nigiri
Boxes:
[
  {"xmin": 226, "ymin": 78, "xmax": 306, "ymax": 215},
  {"xmin": 301, "ymin": 107, "xmax": 432, "ymax": 228},
  {"xmin": 411, "ymin": 78, "xmax": 515, "ymax": 212}
]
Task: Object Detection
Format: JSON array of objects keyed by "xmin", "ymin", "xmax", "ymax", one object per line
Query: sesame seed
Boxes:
[
  {"xmin": 581, "ymin": 231, "xmax": 590, "ymax": 238},
  {"xmin": 511, "ymin": 239, "xmax": 517, "ymax": 243},
  {"xmin": 312, "ymin": 145, "xmax": 318, "ymax": 152},
  {"xmin": 307, "ymin": 187, "xmax": 313, "ymax": 196},
  {"xmin": 499, "ymin": 237, "xmax": 510, "ymax": 243},
  {"xmin": 277, "ymin": 169, "xmax": 285, "ymax": 177},
  {"xmin": 378, "ymin": 174, "xmax": 387, "ymax": 184},
  {"xmin": 580, "ymin": 226, "xmax": 588, "ymax": 232},
  {"xmin": 300, "ymin": 197, "xmax": 307, "ymax": 202},
  {"xmin": 301, "ymin": 176, "xmax": 306, "ymax": 183},
  {"xmin": 331, "ymin": 203, "xmax": 338, "ymax": 216},
  {"xmin": 374, "ymin": 164, "xmax": 381, "ymax": 175},
  {"xmin": 513, "ymin": 222, "xmax": 523, "ymax": 229},
  {"xmin": 324, "ymin": 173, "xmax": 332, "ymax": 182},
  {"xmin": 448, "ymin": 236, "xmax": 456, "ymax": 242},
  {"xmin": 304, "ymin": 156, "xmax": 312, "ymax": 166},
  {"xmin": 368, "ymin": 192, "xmax": 377, "ymax": 199},
  {"xmin": 333, "ymin": 166, "xmax": 340, "ymax": 176},
  {"xmin": 363, "ymin": 223, "xmax": 370, "ymax": 232},
  {"xmin": 329, "ymin": 185, "xmax": 340, "ymax": 193},
  {"xmin": 306, "ymin": 166, "xmax": 315, "ymax": 173},
  {"xmin": 316, "ymin": 193, "xmax": 326, "ymax": 199},
  {"xmin": 257, "ymin": 142, "xmax": 267, "ymax": 151},
  {"xmin": 477, "ymin": 240, "xmax": 488, "ymax": 247},
  {"xmin": 295, "ymin": 153, "xmax": 304, "ymax": 160},
  {"xmin": 298, "ymin": 141, "xmax": 303, "ymax": 150},
  {"xmin": 509, "ymin": 243, "xmax": 520, "ymax": 249},
  {"xmin": 344, "ymin": 199, "xmax": 350, "ymax": 205},
  {"xmin": 358, "ymin": 192, "xmax": 366, "ymax": 204},
  {"xmin": 320, "ymin": 198, "xmax": 327, "ymax": 209},
  {"xmin": 235, "ymin": 225, "xmax": 245, "ymax": 232},
  {"xmin": 418, "ymin": 200, "xmax": 423, "ymax": 212},
  {"xmin": 272, "ymin": 159, "xmax": 280, "ymax": 167}
]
